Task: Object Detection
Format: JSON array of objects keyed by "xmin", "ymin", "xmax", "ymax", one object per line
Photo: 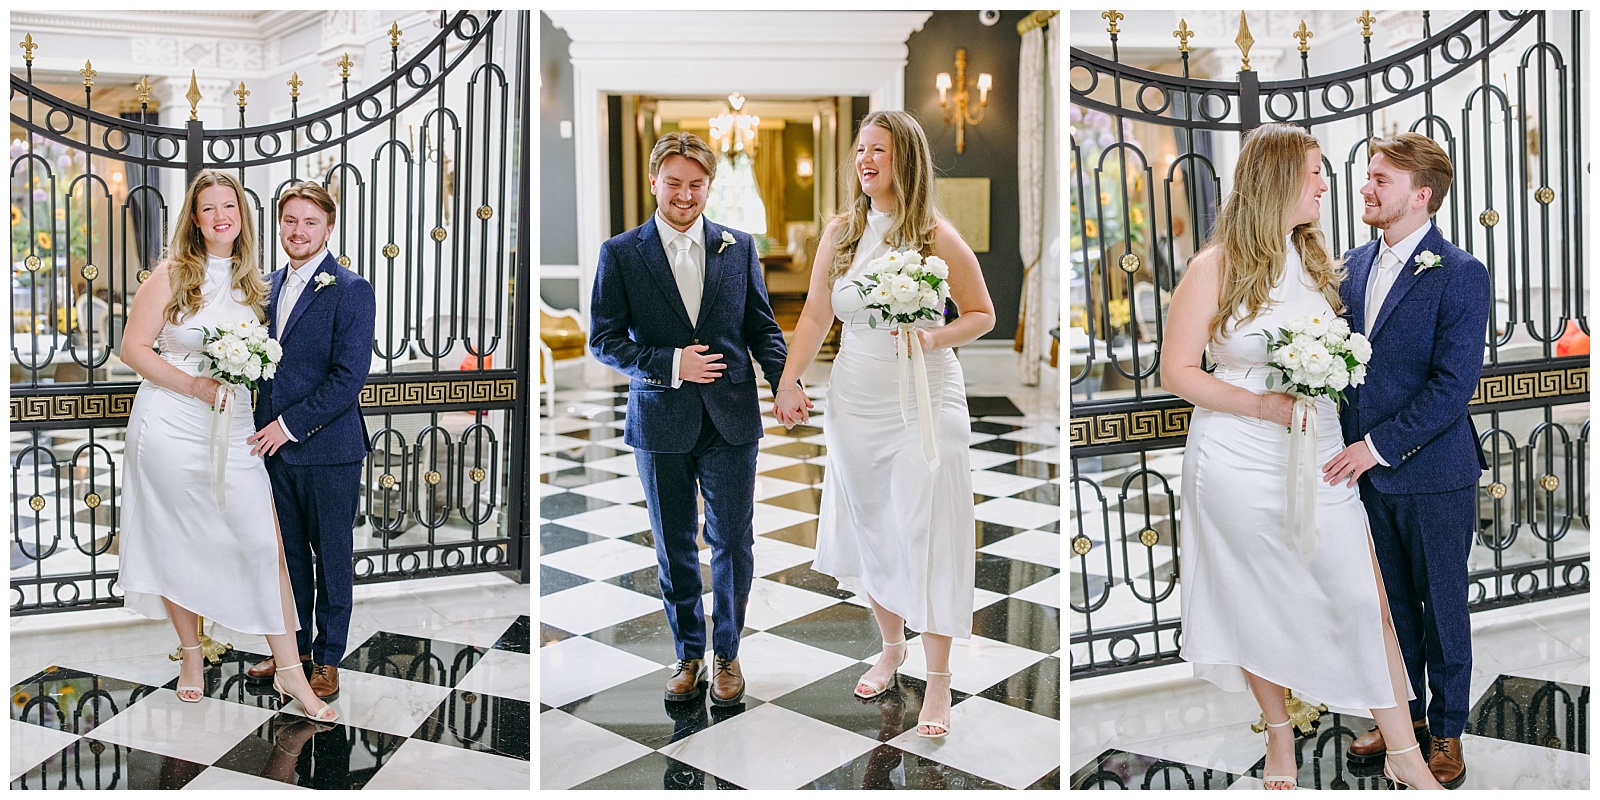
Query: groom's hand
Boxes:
[
  {"xmin": 679, "ymin": 344, "xmax": 726, "ymax": 383},
  {"xmin": 247, "ymin": 420, "xmax": 292, "ymax": 458},
  {"xmin": 1322, "ymin": 441, "xmax": 1379, "ymax": 487}
]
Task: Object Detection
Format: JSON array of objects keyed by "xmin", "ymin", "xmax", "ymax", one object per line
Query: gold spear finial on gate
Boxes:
[
  {"xmin": 135, "ymin": 75, "xmax": 152, "ymax": 107},
  {"xmin": 1358, "ymin": 10, "xmax": 1376, "ymax": 39},
  {"xmin": 338, "ymin": 52, "xmax": 353, "ymax": 80},
  {"xmin": 234, "ymin": 80, "xmax": 250, "ymax": 109},
  {"xmin": 388, "ymin": 21, "xmax": 402, "ymax": 49},
  {"xmin": 1294, "ymin": 20, "xmax": 1313, "ymax": 53},
  {"xmin": 20, "ymin": 33, "xmax": 37, "ymax": 63},
  {"xmin": 287, "ymin": 71, "xmax": 302, "ymax": 98},
  {"xmin": 1236, "ymin": 12, "xmax": 1255, "ymax": 72},
  {"xmin": 80, "ymin": 60, "xmax": 96, "ymax": 88},
  {"xmin": 186, "ymin": 69, "xmax": 201, "ymax": 121},
  {"xmin": 1174, "ymin": 19, "xmax": 1194, "ymax": 53},
  {"xmin": 1102, "ymin": 10, "xmax": 1124, "ymax": 36}
]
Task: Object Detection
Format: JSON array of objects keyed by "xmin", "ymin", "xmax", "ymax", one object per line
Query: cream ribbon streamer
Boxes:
[
  {"xmin": 209, "ymin": 384, "xmax": 232, "ymax": 510},
  {"xmin": 896, "ymin": 323, "xmax": 941, "ymax": 468},
  {"xmin": 1283, "ymin": 395, "xmax": 1318, "ymax": 559}
]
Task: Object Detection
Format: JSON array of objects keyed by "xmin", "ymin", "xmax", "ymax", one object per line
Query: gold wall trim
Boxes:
[
  {"xmin": 10, "ymin": 393, "xmax": 135, "ymax": 424},
  {"xmin": 1071, "ymin": 366, "xmax": 1589, "ymax": 449},
  {"xmin": 359, "ymin": 378, "xmax": 519, "ymax": 409}
]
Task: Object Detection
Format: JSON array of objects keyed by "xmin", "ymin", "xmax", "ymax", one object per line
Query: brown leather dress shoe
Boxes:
[
  {"xmin": 308, "ymin": 663, "xmax": 340, "ymax": 701},
  {"xmin": 710, "ymin": 654, "xmax": 744, "ymax": 707},
  {"xmin": 246, "ymin": 654, "xmax": 310, "ymax": 684},
  {"xmin": 1348, "ymin": 719, "xmax": 1429, "ymax": 764},
  {"xmin": 1428, "ymin": 736, "xmax": 1465, "ymax": 789},
  {"xmin": 664, "ymin": 658, "xmax": 705, "ymax": 702}
]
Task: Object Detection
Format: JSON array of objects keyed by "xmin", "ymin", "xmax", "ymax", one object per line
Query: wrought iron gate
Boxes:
[
  {"xmin": 9, "ymin": 10, "xmax": 533, "ymax": 614},
  {"xmin": 1069, "ymin": 10, "xmax": 1588, "ymax": 678}
]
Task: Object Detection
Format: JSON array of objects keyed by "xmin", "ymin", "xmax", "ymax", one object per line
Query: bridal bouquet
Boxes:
[
  {"xmin": 1258, "ymin": 311, "xmax": 1372, "ymax": 406},
  {"xmin": 849, "ymin": 248, "xmax": 950, "ymax": 328},
  {"xmin": 196, "ymin": 318, "xmax": 282, "ymax": 388},
  {"xmin": 850, "ymin": 248, "xmax": 950, "ymax": 468}
]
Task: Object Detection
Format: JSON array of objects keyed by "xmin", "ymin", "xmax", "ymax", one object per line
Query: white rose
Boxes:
[
  {"xmin": 1298, "ymin": 341, "xmax": 1332, "ymax": 375},
  {"xmin": 924, "ymin": 256, "xmax": 950, "ymax": 280},
  {"xmin": 869, "ymin": 283, "xmax": 894, "ymax": 306},
  {"xmin": 1284, "ymin": 316, "xmax": 1308, "ymax": 334},
  {"xmin": 1329, "ymin": 317, "xmax": 1351, "ymax": 338},
  {"xmin": 243, "ymin": 359, "xmax": 262, "ymax": 381},
  {"xmin": 1350, "ymin": 364, "xmax": 1367, "ymax": 386},
  {"xmin": 262, "ymin": 362, "xmax": 277, "ymax": 380},
  {"xmin": 1291, "ymin": 332, "xmax": 1317, "ymax": 348},
  {"xmin": 226, "ymin": 341, "xmax": 250, "ymax": 363},
  {"xmin": 262, "ymin": 339, "xmax": 283, "ymax": 362},
  {"xmin": 1326, "ymin": 362, "xmax": 1350, "ymax": 391},
  {"xmin": 918, "ymin": 286, "xmax": 938, "ymax": 310},
  {"xmin": 889, "ymin": 274, "xmax": 921, "ymax": 303},
  {"xmin": 206, "ymin": 340, "xmax": 228, "ymax": 359},
  {"xmin": 248, "ymin": 326, "xmax": 269, "ymax": 344},
  {"xmin": 1347, "ymin": 334, "xmax": 1372, "ymax": 363},
  {"xmin": 1304, "ymin": 313, "xmax": 1331, "ymax": 337},
  {"xmin": 1300, "ymin": 369, "xmax": 1328, "ymax": 389},
  {"xmin": 1277, "ymin": 341, "xmax": 1304, "ymax": 369}
]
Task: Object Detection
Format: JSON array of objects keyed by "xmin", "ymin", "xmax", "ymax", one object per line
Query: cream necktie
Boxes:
[
  {"xmin": 277, "ymin": 270, "xmax": 303, "ymax": 332},
  {"xmin": 671, "ymin": 234, "xmax": 701, "ymax": 325},
  {"xmin": 1365, "ymin": 249, "xmax": 1399, "ymax": 333}
]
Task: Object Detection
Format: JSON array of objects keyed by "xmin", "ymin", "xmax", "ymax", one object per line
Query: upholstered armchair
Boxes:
[{"xmin": 539, "ymin": 301, "xmax": 587, "ymax": 416}]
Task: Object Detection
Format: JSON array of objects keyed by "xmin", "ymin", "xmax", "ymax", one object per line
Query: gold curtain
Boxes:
[{"xmin": 755, "ymin": 128, "xmax": 786, "ymax": 247}]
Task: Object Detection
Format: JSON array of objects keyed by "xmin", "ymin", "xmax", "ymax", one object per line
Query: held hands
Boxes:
[
  {"xmin": 189, "ymin": 376, "xmax": 228, "ymax": 411},
  {"xmin": 679, "ymin": 344, "xmax": 726, "ymax": 383},
  {"xmin": 1321, "ymin": 440, "xmax": 1380, "ymax": 487},
  {"xmin": 246, "ymin": 420, "xmax": 292, "ymax": 458},
  {"xmin": 773, "ymin": 384, "xmax": 814, "ymax": 429}
]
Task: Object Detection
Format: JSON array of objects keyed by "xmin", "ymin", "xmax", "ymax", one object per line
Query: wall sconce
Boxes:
[
  {"xmin": 936, "ymin": 48, "xmax": 990, "ymax": 154},
  {"xmin": 795, "ymin": 155, "xmax": 813, "ymax": 187}
]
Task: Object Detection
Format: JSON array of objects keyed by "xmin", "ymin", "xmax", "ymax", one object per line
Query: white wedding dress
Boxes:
[
  {"xmin": 118, "ymin": 255, "xmax": 288, "ymax": 635},
  {"xmin": 811, "ymin": 210, "xmax": 976, "ymax": 638},
  {"xmin": 1179, "ymin": 238, "xmax": 1399, "ymax": 709}
]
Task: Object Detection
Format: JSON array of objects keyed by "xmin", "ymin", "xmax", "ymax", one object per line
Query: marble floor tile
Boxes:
[
  {"xmin": 974, "ymin": 496, "xmax": 1062, "ymax": 530},
  {"xmin": 704, "ymin": 578, "xmax": 841, "ymax": 632},
  {"xmin": 569, "ymin": 475, "xmax": 648, "ymax": 505},
  {"xmin": 86, "ymin": 690, "xmax": 277, "ymax": 766},
  {"xmin": 977, "ymin": 528, "xmax": 1062, "ymax": 568},
  {"xmin": 551, "ymin": 503, "xmax": 654, "ymax": 538},
  {"xmin": 969, "ymin": 469, "xmax": 1048, "ymax": 499},
  {"xmin": 540, "ymin": 537, "xmax": 660, "ymax": 581},
  {"xmin": 540, "ymin": 582, "xmax": 662, "ymax": 636},
  {"xmin": 1012, "ymin": 573, "xmax": 1062, "ymax": 608},
  {"xmin": 182, "ymin": 766, "xmax": 314, "ymax": 790},
  {"xmin": 888, "ymin": 696, "xmax": 1059, "ymax": 789},
  {"xmin": 540, "ymin": 708, "xmax": 655, "ymax": 789},
  {"xmin": 454, "ymin": 648, "xmax": 532, "ymax": 704},
  {"xmin": 10, "ymin": 720, "xmax": 79, "ymax": 781},
  {"xmin": 539, "ymin": 635, "xmax": 661, "ymax": 709},
  {"xmin": 728, "ymin": 632, "xmax": 862, "ymax": 702},
  {"xmin": 317, "ymin": 670, "xmax": 452, "ymax": 737},
  {"xmin": 659, "ymin": 701, "xmax": 879, "ymax": 789},
  {"xmin": 362, "ymin": 737, "xmax": 530, "ymax": 790}
]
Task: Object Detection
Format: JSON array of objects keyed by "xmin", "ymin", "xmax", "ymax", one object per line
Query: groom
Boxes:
[
  {"xmin": 589, "ymin": 132, "xmax": 801, "ymax": 705},
  {"xmin": 245, "ymin": 180, "xmax": 376, "ymax": 700},
  {"xmin": 1322, "ymin": 133, "xmax": 1489, "ymax": 789}
]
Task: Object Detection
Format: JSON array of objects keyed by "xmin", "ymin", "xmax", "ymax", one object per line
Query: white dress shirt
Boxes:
[
  {"xmin": 657, "ymin": 211, "xmax": 706, "ymax": 389},
  {"xmin": 274, "ymin": 248, "xmax": 333, "ymax": 441},
  {"xmin": 1362, "ymin": 222, "xmax": 1433, "ymax": 466}
]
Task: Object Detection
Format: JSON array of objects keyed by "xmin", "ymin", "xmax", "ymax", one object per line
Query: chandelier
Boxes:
[{"xmin": 708, "ymin": 93, "xmax": 759, "ymax": 157}]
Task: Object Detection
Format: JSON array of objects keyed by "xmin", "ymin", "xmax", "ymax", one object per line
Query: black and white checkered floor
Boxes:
[
  {"xmin": 11, "ymin": 596, "xmax": 530, "ymax": 789},
  {"xmin": 539, "ymin": 381, "xmax": 1062, "ymax": 789}
]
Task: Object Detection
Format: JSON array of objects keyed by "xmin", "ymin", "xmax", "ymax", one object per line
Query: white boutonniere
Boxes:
[
  {"xmin": 1413, "ymin": 250, "xmax": 1441, "ymax": 276},
  {"xmin": 314, "ymin": 273, "xmax": 337, "ymax": 291},
  {"xmin": 718, "ymin": 231, "xmax": 735, "ymax": 254}
]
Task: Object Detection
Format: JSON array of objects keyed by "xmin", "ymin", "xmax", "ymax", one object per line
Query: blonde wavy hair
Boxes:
[
  {"xmin": 1207, "ymin": 123, "xmax": 1343, "ymax": 342},
  {"xmin": 827, "ymin": 111, "xmax": 940, "ymax": 286},
  {"xmin": 164, "ymin": 169, "xmax": 267, "ymax": 324}
]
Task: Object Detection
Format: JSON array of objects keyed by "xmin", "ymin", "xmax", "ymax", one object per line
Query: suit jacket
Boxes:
[
  {"xmin": 254, "ymin": 252, "xmax": 376, "ymax": 465},
  {"xmin": 588, "ymin": 215, "xmax": 788, "ymax": 453},
  {"xmin": 1339, "ymin": 223, "xmax": 1490, "ymax": 494}
]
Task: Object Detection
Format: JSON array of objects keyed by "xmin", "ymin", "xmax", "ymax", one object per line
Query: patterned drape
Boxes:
[{"xmin": 1016, "ymin": 20, "xmax": 1055, "ymax": 385}]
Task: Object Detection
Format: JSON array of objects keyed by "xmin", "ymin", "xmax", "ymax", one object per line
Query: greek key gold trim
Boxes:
[
  {"xmin": 10, "ymin": 393, "xmax": 136, "ymax": 424},
  {"xmin": 359, "ymin": 378, "xmax": 518, "ymax": 410},
  {"xmin": 1470, "ymin": 366, "xmax": 1588, "ymax": 405}
]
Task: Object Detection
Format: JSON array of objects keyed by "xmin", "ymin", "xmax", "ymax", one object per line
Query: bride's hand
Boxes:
[
  {"xmin": 1257, "ymin": 391, "xmax": 1298, "ymax": 427},
  {"xmin": 889, "ymin": 327, "xmax": 938, "ymax": 351},
  {"xmin": 189, "ymin": 376, "xmax": 227, "ymax": 410}
]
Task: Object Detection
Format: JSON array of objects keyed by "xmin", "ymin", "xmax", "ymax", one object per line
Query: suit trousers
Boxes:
[
  {"xmin": 1362, "ymin": 483, "xmax": 1477, "ymax": 737},
  {"xmin": 267, "ymin": 457, "xmax": 362, "ymax": 665},
  {"xmin": 634, "ymin": 407, "xmax": 759, "ymax": 661}
]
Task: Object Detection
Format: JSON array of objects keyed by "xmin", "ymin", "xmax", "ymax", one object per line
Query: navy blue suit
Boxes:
[
  {"xmin": 589, "ymin": 215, "xmax": 788, "ymax": 660},
  {"xmin": 1339, "ymin": 224, "xmax": 1489, "ymax": 737},
  {"xmin": 255, "ymin": 252, "xmax": 375, "ymax": 665}
]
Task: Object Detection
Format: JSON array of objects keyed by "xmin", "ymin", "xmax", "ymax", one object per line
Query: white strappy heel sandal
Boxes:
[
  {"xmin": 854, "ymin": 639, "xmax": 907, "ymax": 699},
  {"xmin": 916, "ymin": 670, "xmax": 953, "ymax": 738},
  {"xmin": 1262, "ymin": 718, "xmax": 1297, "ymax": 789},
  {"xmin": 175, "ymin": 643, "xmax": 205, "ymax": 703},
  {"xmin": 1383, "ymin": 741, "xmax": 1422, "ymax": 788}
]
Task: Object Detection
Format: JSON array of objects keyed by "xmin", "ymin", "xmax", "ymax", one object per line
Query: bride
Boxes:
[
  {"xmin": 774, "ymin": 110, "xmax": 994, "ymax": 739},
  {"xmin": 116, "ymin": 170, "xmax": 336, "ymax": 723},
  {"xmin": 1159, "ymin": 123, "xmax": 1439, "ymax": 789}
]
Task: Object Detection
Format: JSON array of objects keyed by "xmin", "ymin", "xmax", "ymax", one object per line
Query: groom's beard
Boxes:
[
  {"xmin": 282, "ymin": 238, "xmax": 324, "ymax": 263},
  {"xmin": 1361, "ymin": 202, "xmax": 1404, "ymax": 232}
]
